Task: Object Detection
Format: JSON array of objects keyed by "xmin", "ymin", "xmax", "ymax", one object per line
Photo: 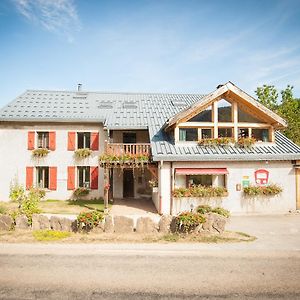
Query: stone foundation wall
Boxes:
[{"xmin": 0, "ymin": 213, "xmax": 228, "ymax": 234}]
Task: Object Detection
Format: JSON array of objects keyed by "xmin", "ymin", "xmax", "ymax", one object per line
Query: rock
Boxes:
[
  {"xmin": 212, "ymin": 213, "xmax": 227, "ymax": 234},
  {"xmin": 158, "ymin": 215, "xmax": 173, "ymax": 233},
  {"xmin": 32, "ymin": 214, "xmax": 50, "ymax": 230},
  {"xmin": 170, "ymin": 217, "xmax": 177, "ymax": 233},
  {"xmin": 202, "ymin": 213, "xmax": 214, "ymax": 232},
  {"xmin": 93, "ymin": 221, "xmax": 105, "ymax": 233},
  {"xmin": 0, "ymin": 214, "xmax": 13, "ymax": 231},
  {"xmin": 113, "ymin": 216, "xmax": 134, "ymax": 233},
  {"xmin": 50, "ymin": 216, "xmax": 61, "ymax": 231},
  {"xmin": 136, "ymin": 217, "xmax": 157, "ymax": 234},
  {"xmin": 15, "ymin": 215, "xmax": 29, "ymax": 230},
  {"xmin": 60, "ymin": 218, "xmax": 73, "ymax": 232},
  {"xmin": 104, "ymin": 215, "xmax": 114, "ymax": 233}
]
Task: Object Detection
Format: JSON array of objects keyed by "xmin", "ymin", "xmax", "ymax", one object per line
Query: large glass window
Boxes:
[
  {"xmin": 252, "ymin": 129, "xmax": 269, "ymax": 142},
  {"xmin": 188, "ymin": 175, "xmax": 213, "ymax": 187},
  {"xmin": 218, "ymin": 99, "xmax": 232, "ymax": 122},
  {"xmin": 238, "ymin": 106, "xmax": 265, "ymax": 123},
  {"xmin": 201, "ymin": 128, "xmax": 212, "ymax": 139},
  {"xmin": 37, "ymin": 132, "xmax": 49, "ymax": 149},
  {"xmin": 238, "ymin": 128, "xmax": 249, "ymax": 138},
  {"xmin": 218, "ymin": 128, "xmax": 233, "ymax": 138},
  {"xmin": 78, "ymin": 166, "xmax": 90, "ymax": 188},
  {"xmin": 77, "ymin": 132, "xmax": 91, "ymax": 149},
  {"xmin": 179, "ymin": 128, "xmax": 198, "ymax": 141},
  {"xmin": 188, "ymin": 106, "xmax": 212, "ymax": 122},
  {"xmin": 36, "ymin": 167, "xmax": 49, "ymax": 189}
]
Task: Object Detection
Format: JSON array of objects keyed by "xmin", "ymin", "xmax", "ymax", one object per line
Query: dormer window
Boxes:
[
  {"xmin": 252, "ymin": 129, "xmax": 269, "ymax": 142},
  {"xmin": 179, "ymin": 128, "xmax": 198, "ymax": 141},
  {"xmin": 218, "ymin": 99, "xmax": 232, "ymax": 122}
]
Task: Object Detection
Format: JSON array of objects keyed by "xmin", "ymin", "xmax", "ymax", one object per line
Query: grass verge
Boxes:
[{"xmin": 33, "ymin": 230, "xmax": 71, "ymax": 241}]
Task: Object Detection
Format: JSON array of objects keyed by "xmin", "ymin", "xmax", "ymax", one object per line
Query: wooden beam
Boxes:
[
  {"xmin": 177, "ymin": 122, "xmax": 271, "ymax": 128},
  {"xmin": 296, "ymin": 168, "xmax": 300, "ymax": 210},
  {"xmin": 198, "ymin": 128, "xmax": 202, "ymax": 140},
  {"xmin": 174, "ymin": 127, "xmax": 179, "ymax": 142},
  {"xmin": 233, "ymin": 101, "xmax": 238, "ymax": 140},
  {"xmin": 213, "ymin": 100, "xmax": 218, "ymax": 138},
  {"xmin": 269, "ymin": 126, "xmax": 275, "ymax": 143}
]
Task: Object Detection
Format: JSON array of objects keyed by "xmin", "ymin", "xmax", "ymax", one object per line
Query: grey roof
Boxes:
[{"xmin": 1, "ymin": 89, "xmax": 300, "ymax": 161}]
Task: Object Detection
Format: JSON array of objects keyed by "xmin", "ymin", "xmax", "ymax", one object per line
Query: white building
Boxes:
[{"xmin": 0, "ymin": 82, "xmax": 299, "ymax": 214}]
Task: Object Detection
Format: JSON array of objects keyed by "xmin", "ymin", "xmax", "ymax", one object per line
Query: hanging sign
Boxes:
[
  {"xmin": 254, "ymin": 169, "xmax": 269, "ymax": 185},
  {"xmin": 242, "ymin": 176, "xmax": 250, "ymax": 188}
]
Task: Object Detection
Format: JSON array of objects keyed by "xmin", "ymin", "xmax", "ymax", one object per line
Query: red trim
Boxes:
[
  {"xmin": 67, "ymin": 132, "xmax": 75, "ymax": 151},
  {"xmin": 26, "ymin": 167, "xmax": 34, "ymax": 190},
  {"xmin": 175, "ymin": 168, "xmax": 228, "ymax": 175},
  {"xmin": 49, "ymin": 167, "xmax": 57, "ymax": 190},
  {"xmin": 90, "ymin": 166, "xmax": 98, "ymax": 189},
  {"xmin": 67, "ymin": 166, "xmax": 75, "ymax": 190},
  {"xmin": 27, "ymin": 131, "xmax": 35, "ymax": 150},
  {"xmin": 91, "ymin": 132, "xmax": 99, "ymax": 151},
  {"xmin": 49, "ymin": 132, "xmax": 56, "ymax": 151}
]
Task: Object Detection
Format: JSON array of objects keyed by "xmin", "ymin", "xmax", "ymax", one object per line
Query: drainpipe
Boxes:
[{"xmin": 170, "ymin": 162, "xmax": 174, "ymax": 215}]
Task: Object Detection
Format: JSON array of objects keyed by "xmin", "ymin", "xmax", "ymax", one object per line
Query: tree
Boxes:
[
  {"xmin": 255, "ymin": 84, "xmax": 300, "ymax": 146},
  {"xmin": 255, "ymin": 85, "xmax": 279, "ymax": 111}
]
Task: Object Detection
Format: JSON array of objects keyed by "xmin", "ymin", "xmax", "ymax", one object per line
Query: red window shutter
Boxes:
[
  {"xmin": 27, "ymin": 131, "xmax": 35, "ymax": 150},
  {"xmin": 67, "ymin": 166, "xmax": 75, "ymax": 190},
  {"xmin": 26, "ymin": 167, "xmax": 34, "ymax": 190},
  {"xmin": 49, "ymin": 167, "xmax": 57, "ymax": 190},
  {"xmin": 90, "ymin": 167, "xmax": 99, "ymax": 190},
  {"xmin": 91, "ymin": 132, "xmax": 99, "ymax": 150},
  {"xmin": 49, "ymin": 132, "xmax": 56, "ymax": 151},
  {"xmin": 67, "ymin": 132, "xmax": 75, "ymax": 151}
]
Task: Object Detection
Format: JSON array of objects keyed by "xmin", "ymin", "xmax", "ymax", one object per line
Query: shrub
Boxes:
[
  {"xmin": 175, "ymin": 212, "xmax": 206, "ymax": 233},
  {"xmin": 77, "ymin": 211, "xmax": 104, "ymax": 231},
  {"xmin": 74, "ymin": 148, "xmax": 92, "ymax": 158},
  {"xmin": 173, "ymin": 185, "xmax": 228, "ymax": 198},
  {"xmin": 196, "ymin": 205, "xmax": 230, "ymax": 218},
  {"xmin": 32, "ymin": 148, "xmax": 50, "ymax": 157},
  {"xmin": 33, "ymin": 230, "xmax": 71, "ymax": 241},
  {"xmin": 73, "ymin": 187, "xmax": 90, "ymax": 199},
  {"xmin": 9, "ymin": 181, "xmax": 26, "ymax": 208},
  {"xmin": 243, "ymin": 184, "xmax": 282, "ymax": 196}
]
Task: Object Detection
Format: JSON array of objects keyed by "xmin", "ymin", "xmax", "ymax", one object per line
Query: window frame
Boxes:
[
  {"xmin": 77, "ymin": 166, "xmax": 91, "ymax": 188},
  {"xmin": 36, "ymin": 166, "xmax": 49, "ymax": 189},
  {"xmin": 77, "ymin": 132, "xmax": 91, "ymax": 149},
  {"xmin": 37, "ymin": 132, "xmax": 49, "ymax": 149}
]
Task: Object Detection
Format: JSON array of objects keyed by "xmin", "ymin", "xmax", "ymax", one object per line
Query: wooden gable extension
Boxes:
[{"xmin": 166, "ymin": 82, "xmax": 287, "ymax": 131}]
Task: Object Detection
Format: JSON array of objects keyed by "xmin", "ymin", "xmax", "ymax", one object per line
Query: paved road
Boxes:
[{"xmin": 0, "ymin": 215, "xmax": 299, "ymax": 299}]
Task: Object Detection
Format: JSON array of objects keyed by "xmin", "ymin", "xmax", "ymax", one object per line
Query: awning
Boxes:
[{"xmin": 175, "ymin": 168, "xmax": 228, "ymax": 175}]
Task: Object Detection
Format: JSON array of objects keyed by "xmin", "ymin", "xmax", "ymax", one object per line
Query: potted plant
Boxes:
[
  {"xmin": 74, "ymin": 148, "xmax": 92, "ymax": 159},
  {"xmin": 32, "ymin": 148, "xmax": 50, "ymax": 157}
]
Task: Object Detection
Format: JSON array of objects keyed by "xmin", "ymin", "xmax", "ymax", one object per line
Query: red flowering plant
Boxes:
[
  {"xmin": 104, "ymin": 183, "xmax": 110, "ymax": 190},
  {"xmin": 77, "ymin": 211, "xmax": 104, "ymax": 231}
]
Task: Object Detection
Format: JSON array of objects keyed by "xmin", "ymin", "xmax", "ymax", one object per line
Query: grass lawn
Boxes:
[{"xmin": 0, "ymin": 198, "xmax": 111, "ymax": 215}]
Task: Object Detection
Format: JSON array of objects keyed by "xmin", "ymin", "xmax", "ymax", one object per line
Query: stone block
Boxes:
[
  {"xmin": 158, "ymin": 215, "xmax": 173, "ymax": 234},
  {"xmin": 0, "ymin": 214, "xmax": 13, "ymax": 231},
  {"xmin": 104, "ymin": 215, "xmax": 114, "ymax": 233},
  {"xmin": 113, "ymin": 216, "xmax": 134, "ymax": 233},
  {"xmin": 136, "ymin": 217, "xmax": 157, "ymax": 234},
  {"xmin": 32, "ymin": 214, "xmax": 50, "ymax": 230},
  {"xmin": 15, "ymin": 215, "xmax": 29, "ymax": 230},
  {"xmin": 50, "ymin": 216, "xmax": 61, "ymax": 231}
]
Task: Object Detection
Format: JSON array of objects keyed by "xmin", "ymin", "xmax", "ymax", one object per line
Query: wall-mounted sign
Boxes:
[
  {"xmin": 242, "ymin": 176, "xmax": 250, "ymax": 188},
  {"xmin": 254, "ymin": 169, "xmax": 269, "ymax": 185}
]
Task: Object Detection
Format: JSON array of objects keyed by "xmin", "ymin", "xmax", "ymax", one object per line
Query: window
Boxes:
[
  {"xmin": 36, "ymin": 167, "xmax": 49, "ymax": 189},
  {"xmin": 200, "ymin": 128, "xmax": 212, "ymax": 139},
  {"xmin": 37, "ymin": 132, "xmax": 49, "ymax": 149},
  {"xmin": 78, "ymin": 166, "xmax": 90, "ymax": 188},
  {"xmin": 238, "ymin": 106, "xmax": 265, "ymax": 123},
  {"xmin": 179, "ymin": 128, "xmax": 198, "ymax": 141},
  {"xmin": 77, "ymin": 132, "xmax": 91, "ymax": 149},
  {"xmin": 218, "ymin": 128, "xmax": 233, "ymax": 138},
  {"xmin": 238, "ymin": 128, "xmax": 249, "ymax": 138},
  {"xmin": 218, "ymin": 99, "xmax": 232, "ymax": 122},
  {"xmin": 188, "ymin": 175, "xmax": 212, "ymax": 187},
  {"xmin": 252, "ymin": 129, "xmax": 269, "ymax": 142},
  {"xmin": 188, "ymin": 106, "xmax": 212, "ymax": 122}
]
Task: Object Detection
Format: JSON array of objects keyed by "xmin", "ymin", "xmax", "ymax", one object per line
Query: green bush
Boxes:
[
  {"xmin": 9, "ymin": 182, "xmax": 26, "ymax": 208},
  {"xmin": 173, "ymin": 185, "xmax": 228, "ymax": 198},
  {"xmin": 0, "ymin": 204, "xmax": 7, "ymax": 215},
  {"xmin": 243, "ymin": 184, "xmax": 282, "ymax": 196},
  {"xmin": 77, "ymin": 211, "xmax": 104, "ymax": 231},
  {"xmin": 74, "ymin": 148, "xmax": 92, "ymax": 158},
  {"xmin": 73, "ymin": 187, "xmax": 90, "ymax": 199},
  {"xmin": 33, "ymin": 230, "xmax": 71, "ymax": 241},
  {"xmin": 196, "ymin": 205, "xmax": 230, "ymax": 218},
  {"xmin": 175, "ymin": 212, "xmax": 206, "ymax": 233}
]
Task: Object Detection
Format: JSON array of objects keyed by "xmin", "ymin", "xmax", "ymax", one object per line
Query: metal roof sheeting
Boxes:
[{"xmin": 1, "ymin": 89, "xmax": 300, "ymax": 161}]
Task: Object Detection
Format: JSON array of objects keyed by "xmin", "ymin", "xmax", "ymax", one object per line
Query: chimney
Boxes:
[{"xmin": 77, "ymin": 83, "xmax": 82, "ymax": 92}]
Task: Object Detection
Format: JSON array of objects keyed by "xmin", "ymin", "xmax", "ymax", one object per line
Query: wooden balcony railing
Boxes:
[{"xmin": 105, "ymin": 143, "xmax": 151, "ymax": 156}]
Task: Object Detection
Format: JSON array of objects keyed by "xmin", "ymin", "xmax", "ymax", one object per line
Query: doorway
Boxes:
[
  {"xmin": 123, "ymin": 132, "xmax": 136, "ymax": 144},
  {"xmin": 123, "ymin": 169, "xmax": 134, "ymax": 198}
]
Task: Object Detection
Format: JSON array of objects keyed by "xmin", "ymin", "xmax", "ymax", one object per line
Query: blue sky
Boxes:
[{"xmin": 1, "ymin": 0, "xmax": 300, "ymax": 106}]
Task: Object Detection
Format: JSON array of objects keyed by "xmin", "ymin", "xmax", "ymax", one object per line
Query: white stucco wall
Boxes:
[
  {"xmin": 158, "ymin": 160, "xmax": 296, "ymax": 215},
  {"xmin": 158, "ymin": 162, "xmax": 172, "ymax": 214},
  {"xmin": 0, "ymin": 123, "xmax": 107, "ymax": 201}
]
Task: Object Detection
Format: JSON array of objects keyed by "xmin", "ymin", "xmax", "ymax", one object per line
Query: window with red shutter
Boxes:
[
  {"xmin": 68, "ymin": 132, "xmax": 75, "ymax": 151},
  {"xmin": 90, "ymin": 166, "xmax": 98, "ymax": 190},
  {"xmin": 91, "ymin": 132, "xmax": 99, "ymax": 151},
  {"xmin": 26, "ymin": 167, "xmax": 34, "ymax": 190},
  {"xmin": 67, "ymin": 166, "xmax": 75, "ymax": 190},
  {"xmin": 27, "ymin": 131, "xmax": 35, "ymax": 150},
  {"xmin": 49, "ymin": 132, "xmax": 56, "ymax": 151},
  {"xmin": 49, "ymin": 167, "xmax": 57, "ymax": 190}
]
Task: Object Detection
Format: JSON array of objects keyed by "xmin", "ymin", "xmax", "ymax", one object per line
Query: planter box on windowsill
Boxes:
[{"xmin": 173, "ymin": 192, "xmax": 229, "ymax": 199}]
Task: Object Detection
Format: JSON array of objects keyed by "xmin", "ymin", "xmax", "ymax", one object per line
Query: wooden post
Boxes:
[
  {"xmin": 296, "ymin": 162, "xmax": 300, "ymax": 210},
  {"xmin": 233, "ymin": 102, "xmax": 238, "ymax": 141},
  {"xmin": 104, "ymin": 167, "xmax": 109, "ymax": 213},
  {"xmin": 174, "ymin": 127, "xmax": 179, "ymax": 142},
  {"xmin": 213, "ymin": 100, "xmax": 218, "ymax": 138}
]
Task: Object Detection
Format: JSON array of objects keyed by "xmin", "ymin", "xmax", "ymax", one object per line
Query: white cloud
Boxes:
[{"xmin": 12, "ymin": 0, "xmax": 80, "ymax": 41}]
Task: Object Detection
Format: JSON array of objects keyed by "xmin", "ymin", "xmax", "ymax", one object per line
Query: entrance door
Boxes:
[
  {"xmin": 123, "ymin": 132, "xmax": 136, "ymax": 144},
  {"xmin": 123, "ymin": 169, "xmax": 134, "ymax": 198}
]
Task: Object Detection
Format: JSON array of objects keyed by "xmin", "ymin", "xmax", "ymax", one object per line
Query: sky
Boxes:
[{"xmin": 1, "ymin": 0, "xmax": 300, "ymax": 106}]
